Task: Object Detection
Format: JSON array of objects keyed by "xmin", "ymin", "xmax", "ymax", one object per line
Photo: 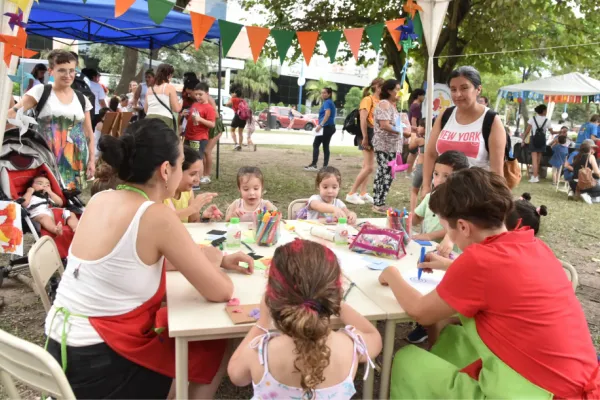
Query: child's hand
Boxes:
[
  {"xmin": 347, "ymin": 211, "xmax": 357, "ymax": 225},
  {"xmin": 202, "ymin": 204, "xmax": 223, "ymax": 220},
  {"xmin": 412, "ymin": 233, "xmax": 429, "ymax": 241},
  {"xmin": 418, "ymin": 252, "xmax": 453, "ymax": 272},
  {"xmin": 191, "ymin": 192, "xmax": 217, "ymax": 212},
  {"xmin": 43, "ymin": 186, "xmax": 53, "ymax": 194},
  {"xmin": 333, "ymin": 207, "xmax": 347, "ymax": 219},
  {"xmin": 378, "ymin": 266, "xmax": 399, "ymax": 286},
  {"xmin": 26, "ymin": 187, "xmax": 35, "ymax": 194},
  {"xmin": 234, "ymin": 208, "xmax": 246, "ymax": 218}
]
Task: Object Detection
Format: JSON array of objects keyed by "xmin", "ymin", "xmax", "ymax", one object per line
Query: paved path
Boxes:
[{"xmin": 220, "ymin": 126, "xmax": 356, "ymax": 147}]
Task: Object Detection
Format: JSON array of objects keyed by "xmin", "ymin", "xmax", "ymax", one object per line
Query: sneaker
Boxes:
[
  {"xmin": 235, "ymin": 145, "xmax": 242, "ymax": 151},
  {"xmin": 200, "ymin": 176, "xmax": 211, "ymax": 184},
  {"xmin": 528, "ymin": 176, "xmax": 539, "ymax": 183},
  {"xmin": 345, "ymin": 193, "xmax": 365, "ymax": 205},
  {"xmin": 360, "ymin": 193, "xmax": 375, "ymax": 204},
  {"xmin": 581, "ymin": 193, "xmax": 593, "ymax": 205},
  {"xmin": 406, "ymin": 324, "xmax": 428, "ymax": 344},
  {"xmin": 593, "ymin": 196, "xmax": 600, "ymax": 204},
  {"xmin": 568, "ymin": 189, "xmax": 574, "ymax": 200},
  {"xmin": 304, "ymin": 165, "xmax": 318, "ymax": 171},
  {"xmin": 372, "ymin": 205, "xmax": 388, "ymax": 214}
]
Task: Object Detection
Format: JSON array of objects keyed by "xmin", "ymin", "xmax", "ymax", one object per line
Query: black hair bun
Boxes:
[
  {"xmin": 538, "ymin": 205, "xmax": 548, "ymax": 217},
  {"xmin": 521, "ymin": 192, "xmax": 532, "ymax": 201}
]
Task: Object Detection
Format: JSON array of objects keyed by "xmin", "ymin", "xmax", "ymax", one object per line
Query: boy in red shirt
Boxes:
[
  {"xmin": 380, "ymin": 168, "xmax": 599, "ymax": 398},
  {"xmin": 185, "ymin": 82, "xmax": 216, "ymax": 158}
]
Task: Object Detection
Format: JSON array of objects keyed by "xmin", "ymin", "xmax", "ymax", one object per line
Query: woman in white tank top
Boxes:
[
  {"xmin": 422, "ymin": 66, "xmax": 507, "ymax": 196},
  {"xmin": 44, "ymin": 118, "xmax": 255, "ymax": 399},
  {"xmin": 145, "ymin": 63, "xmax": 182, "ymax": 130}
]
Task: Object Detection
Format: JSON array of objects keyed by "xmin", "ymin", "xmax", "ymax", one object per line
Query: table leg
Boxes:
[
  {"xmin": 361, "ymin": 321, "xmax": 377, "ymax": 399},
  {"xmin": 379, "ymin": 319, "xmax": 396, "ymax": 399},
  {"xmin": 175, "ymin": 337, "xmax": 189, "ymax": 400}
]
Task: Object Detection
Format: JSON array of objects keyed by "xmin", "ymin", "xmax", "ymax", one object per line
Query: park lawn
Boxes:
[{"xmin": 1, "ymin": 144, "xmax": 599, "ymax": 399}]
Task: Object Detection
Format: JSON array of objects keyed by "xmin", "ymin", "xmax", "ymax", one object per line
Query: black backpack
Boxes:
[
  {"xmin": 440, "ymin": 106, "xmax": 515, "ymax": 161},
  {"xmin": 343, "ymin": 108, "xmax": 361, "ymax": 135},
  {"xmin": 72, "ymin": 73, "xmax": 96, "ymax": 116},
  {"xmin": 35, "ymin": 84, "xmax": 87, "ymax": 118},
  {"xmin": 532, "ymin": 117, "xmax": 547, "ymax": 148}
]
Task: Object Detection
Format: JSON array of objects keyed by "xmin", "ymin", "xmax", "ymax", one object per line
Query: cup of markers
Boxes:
[
  {"xmin": 253, "ymin": 209, "xmax": 282, "ymax": 247},
  {"xmin": 386, "ymin": 207, "xmax": 411, "ymax": 247}
]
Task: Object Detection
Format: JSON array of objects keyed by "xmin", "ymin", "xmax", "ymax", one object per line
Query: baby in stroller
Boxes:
[{"xmin": 21, "ymin": 174, "xmax": 79, "ymax": 235}]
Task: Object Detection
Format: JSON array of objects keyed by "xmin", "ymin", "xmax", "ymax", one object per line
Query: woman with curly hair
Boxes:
[{"xmin": 228, "ymin": 239, "xmax": 382, "ymax": 399}]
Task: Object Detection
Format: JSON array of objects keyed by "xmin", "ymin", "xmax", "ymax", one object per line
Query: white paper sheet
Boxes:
[
  {"xmin": 331, "ymin": 248, "xmax": 368, "ymax": 272},
  {"xmin": 400, "ymin": 270, "xmax": 444, "ymax": 294}
]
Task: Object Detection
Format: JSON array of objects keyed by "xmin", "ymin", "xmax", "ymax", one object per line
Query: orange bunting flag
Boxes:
[
  {"xmin": 0, "ymin": 28, "xmax": 37, "ymax": 67},
  {"xmin": 343, "ymin": 28, "xmax": 364, "ymax": 61},
  {"xmin": 246, "ymin": 26, "xmax": 270, "ymax": 63},
  {"xmin": 296, "ymin": 31, "xmax": 319, "ymax": 65},
  {"xmin": 386, "ymin": 19, "xmax": 405, "ymax": 50},
  {"xmin": 403, "ymin": 0, "xmax": 423, "ymax": 19},
  {"xmin": 190, "ymin": 12, "xmax": 216, "ymax": 50},
  {"xmin": 115, "ymin": 0, "xmax": 136, "ymax": 17}
]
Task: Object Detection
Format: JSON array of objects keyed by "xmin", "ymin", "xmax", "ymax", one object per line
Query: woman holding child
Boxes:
[
  {"xmin": 44, "ymin": 119, "xmax": 254, "ymax": 398},
  {"xmin": 382, "ymin": 168, "xmax": 600, "ymax": 398}
]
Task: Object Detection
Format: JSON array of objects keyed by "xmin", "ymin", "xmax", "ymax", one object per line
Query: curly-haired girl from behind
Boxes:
[{"xmin": 228, "ymin": 239, "xmax": 382, "ymax": 399}]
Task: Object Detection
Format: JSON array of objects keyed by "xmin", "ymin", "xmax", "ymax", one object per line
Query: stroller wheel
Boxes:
[{"xmin": 0, "ymin": 267, "xmax": 5, "ymax": 288}]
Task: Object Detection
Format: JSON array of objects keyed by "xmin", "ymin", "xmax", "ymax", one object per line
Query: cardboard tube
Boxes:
[{"xmin": 310, "ymin": 226, "xmax": 335, "ymax": 242}]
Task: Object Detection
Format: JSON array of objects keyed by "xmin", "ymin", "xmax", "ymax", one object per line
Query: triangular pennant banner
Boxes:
[
  {"xmin": 419, "ymin": 0, "xmax": 449, "ymax": 57},
  {"xmin": 321, "ymin": 31, "xmax": 342, "ymax": 63},
  {"xmin": 148, "ymin": 0, "xmax": 174, "ymax": 25},
  {"xmin": 403, "ymin": 0, "xmax": 423, "ymax": 19},
  {"xmin": 246, "ymin": 26, "xmax": 270, "ymax": 63},
  {"xmin": 190, "ymin": 12, "xmax": 216, "ymax": 50},
  {"xmin": 115, "ymin": 0, "xmax": 136, "ymax": 17},
  {"xmin": 385, "ymin": 19, "xmax": 405, "ymax": 50},
  {"xmin": 296, "ymin": 31, "xmax": 319, "ymax": 65},
  {"xmin": 271, "ymin": 30, "xmax": 295, "ymax": 65},
  {"xmin": 218, "ymin": 20, "xmax": 243, "ymax": 57},
  {"xmin": 411, "ymin": 14, "xmax": 424, "ymax": 44},
  {"xmin": 365, "ymin": 23, "xmax": 385, "ymax": 52},
  {"xmin": 343, "ymin": 28, "xmax": 364, "ymax": 61}
]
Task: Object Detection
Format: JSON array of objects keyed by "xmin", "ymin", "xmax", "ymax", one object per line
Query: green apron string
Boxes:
[
  {"xmin": 44, "ymin": 307, "xmax": 88, "ymax": 373},
  {"xmin": 116, "ymin": 184, "xmax": 150, "ymax": 201}
]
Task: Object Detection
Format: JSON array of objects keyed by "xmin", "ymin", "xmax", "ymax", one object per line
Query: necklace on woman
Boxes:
[{"xmin": 116, "ymin": 184, "xmax": 149, "ymax": 200}]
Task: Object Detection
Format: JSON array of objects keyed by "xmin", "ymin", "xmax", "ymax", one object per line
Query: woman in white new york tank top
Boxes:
[
  {"xmin": 422, "ymin": 66, "xmax": 506, "ymax": 196},
  {"xmin": 145, "ymin": 63, "xmax": 182, "ymax": 130},
  {"xmin": 44, "ymin": 118, "xmax": 254, "ymax": 399}
]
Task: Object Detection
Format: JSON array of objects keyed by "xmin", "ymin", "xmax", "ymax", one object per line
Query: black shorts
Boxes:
[
  {"xmin": 231, "ymin": 114, "xmax": 247, "ymax": 129},
  {"xmin": 184, "ymin": 139, "xmax": 208, "ymax": 159},
  {"xmin": 355, "ymin": 127, "xmax": 374, "ymax": 150},
  {"xmin": 46, "ymin": 338, "xmax": 171, "ymax": 399}
]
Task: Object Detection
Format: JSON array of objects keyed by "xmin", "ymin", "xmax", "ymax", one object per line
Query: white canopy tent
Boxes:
[{"xmin": 494, "ymin": 72, "xmax": 600, "ymax": 117}]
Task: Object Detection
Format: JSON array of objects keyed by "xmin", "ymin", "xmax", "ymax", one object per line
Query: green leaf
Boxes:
[
  {"xmin": 147, "ymin": 0, "xmax": 173, "ymax": 25},
  {"xmin": 218, "ymin": 20, "xmax": 244, "ymax": 57},
  {"xmin": 271, "ymin": 30, "xmax": 295, "ymax": 65},
  {"xmin": 321, "ymin": 31, "xmax": 342, "ymax": 63},
  {"xmin": 365, "ymin": 23, "xmax": 385, "ymax": 52}
]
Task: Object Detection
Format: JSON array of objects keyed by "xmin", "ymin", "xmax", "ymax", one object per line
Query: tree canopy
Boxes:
[
  {"xmin": 233, "ymin": 60, "xmax": 279, "ymax": 101},
  {"xmin": 237, "ymin": 0, "xmax": 600, "ymax": 88}
]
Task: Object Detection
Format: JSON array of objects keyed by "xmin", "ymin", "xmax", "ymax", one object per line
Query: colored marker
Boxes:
[{"xmin": 418, "ymin": 246, "xmax": 426, "ymax": 280}]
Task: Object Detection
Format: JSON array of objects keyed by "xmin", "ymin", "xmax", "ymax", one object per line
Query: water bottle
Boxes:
[
  {"xmin": 227, "ymin": 217, "xmax": 241, "ymax": 249},
  {"xmin": 335, "ymin": 217, "xmax": 349, "ymax": 245}
]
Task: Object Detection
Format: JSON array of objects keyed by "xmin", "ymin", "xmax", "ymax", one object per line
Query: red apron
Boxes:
[{"xmin": 89, "ymin": 266, "xmax": 227, "ymax": 384}]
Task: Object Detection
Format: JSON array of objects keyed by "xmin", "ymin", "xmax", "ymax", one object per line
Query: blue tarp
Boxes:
[{"xmin": 27, "ymin": 0, "xmax": 221, "ymax": 49}]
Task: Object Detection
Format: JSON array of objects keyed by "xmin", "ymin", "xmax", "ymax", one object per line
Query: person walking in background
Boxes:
[
  {"xmin": 405, "ymin": 88, "xmax": 425, "ymax": 177},
  {"xmin": 304, "ymin": 88, "xmax": 337, "ymax": 171},
  {"xmin": 575, "ymin": 115, "xmax": 599, "ymax": 148},
  {"xmin": 81, "ymin": 68, "xmax": 107, "ymax": 115},
  {"xmin": 287, "ymin": 104, "xmax": 297, "ymax": 129},
  {"xmin": 523, "ymin": 104, "xmax": 555, "ymax": 183},
  {"xmin": 144, "ymin": 63, "xmax": 181, "ymax": 130},
  {"xmin": 346, "ymin": 78, "xmax": 384, "ymax": 205},
  {"xmin": 27, "ymin": 63, "xmax": 47, "ymax": 91},
  {"xmin": 227, "ymin": 88, "xmax": 246, "ymax": 149},
  {"xmin": 133, "ymin": 69, "xmax": 155, "ymax": 120}
]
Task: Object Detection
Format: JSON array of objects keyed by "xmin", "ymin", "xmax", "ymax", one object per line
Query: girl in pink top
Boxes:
[
  {"xmin": 225, "ymin": 166, "xmax": 276, "ymax": 222},
  {"xmin": 228, "ymin": 240, "xmax": 382, "ymax": 399}
]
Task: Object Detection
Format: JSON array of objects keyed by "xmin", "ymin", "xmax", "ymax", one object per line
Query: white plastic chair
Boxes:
[
  {"xmin": 561, "ymin": 261, "xmax": 579, "ymax": 291},
  {"xmin": 287, "ymin": 198, "xmax": 309, "ymax": 220},
  {"xmin": 0, "ymin": 328, "xmax": 75, "ymax": 399},
  {"xmin": 28, "ymin": 236, "xmax": 64, "ymax": 313},
  {"xmin": 555, "ymin": 165, "xmax": 569, "ymax": 194}
]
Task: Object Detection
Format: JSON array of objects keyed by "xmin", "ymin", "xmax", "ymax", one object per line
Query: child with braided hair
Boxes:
[{"xmin": 228, "ymin": 239, "xmax": 382, "ymax": 399}]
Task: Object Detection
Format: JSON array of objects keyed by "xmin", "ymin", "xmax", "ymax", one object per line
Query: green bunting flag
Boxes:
[
  {"xmin": 365, "ymin": 23, "xmax": 385, "ymax": 52},
  {"xmin": 147, "ymin": 0, "xmax": 174, "ymax": 25},
  {"xmin": 321, "ymin": 31, "xmax": 342, "ymax": 63},
  {"xmin": 271, "ymin": 30, "xmax": 295, "ymax": 65},
  {"xmin": 411, "ymin": 14, "xmax": 423, "ymax": 44},
  {"xmin": 218, "ymin": 20, "xmax": 243, "ymax": 57}
]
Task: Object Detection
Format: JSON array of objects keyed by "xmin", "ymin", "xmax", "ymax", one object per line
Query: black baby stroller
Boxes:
[{"xmin": 0, "ymin": 128, "xmax": 85, "ymax": 287}]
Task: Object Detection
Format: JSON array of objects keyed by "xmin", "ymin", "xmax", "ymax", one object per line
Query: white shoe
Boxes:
[
  {"xmin": 528, "ymin": 176, "xmax": 539, "ymax": 183},
  {"xmin": 592, "ymin": 196, "xmax": 600, "ymax": 204},
  {"xmin": 200, "ymin": 176, "xmax": 211, "ymax": 184},
  {"xmin": 345, "ymin": 193, "xmax": 365, "ymax": 205},
  {"xmin": 568, "ymin": 190, "xmax": 574, "ymax": 199},
  {"xmin": 360, "ymin": 193, "xmax": 375, "ymax": 204},
  {"xmin": 581, "ymin": 193, "xmax": 593, "ymax": 205}
]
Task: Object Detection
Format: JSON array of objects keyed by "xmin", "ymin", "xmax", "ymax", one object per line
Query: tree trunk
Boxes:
[{"xmin": 116, "ymin": 48, "xmax": 140, "ymax": 94}]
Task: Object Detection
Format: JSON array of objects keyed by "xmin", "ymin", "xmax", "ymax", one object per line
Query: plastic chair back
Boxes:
[
  {"xmin": 561, "ymin": 261, "xmax": 579, "ymax": 291},
  {"xmin": 28, "ymin": 236, "xmax": 64, "ymax": 312},
  {"xmin": 287, "ymin": 198, "xmax": 309, "ymax": 220}
]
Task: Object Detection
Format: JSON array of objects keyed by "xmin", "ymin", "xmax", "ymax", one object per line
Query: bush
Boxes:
[
  {"xmin": 344, "ymin": 87, "xmax": 363, "ymax": 114},
  {"xmin": 276, "ymin": 102, "xmax": 285, "ymax": 107}
]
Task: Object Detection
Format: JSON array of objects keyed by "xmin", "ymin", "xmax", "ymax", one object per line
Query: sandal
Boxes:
[{"xmin": 372, "ymin": 205, "xmax": 388, "ymax": 214}]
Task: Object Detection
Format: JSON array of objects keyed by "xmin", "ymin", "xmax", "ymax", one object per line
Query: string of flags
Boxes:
[{"xmin": 499, "ymin": 90, "xmax": 600, "ymax": 104}]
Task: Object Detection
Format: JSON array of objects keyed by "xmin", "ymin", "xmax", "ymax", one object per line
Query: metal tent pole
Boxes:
[
  {"xmin": 149, "ymin": 39, "xmax": 153, "ymax": 69},
  {"xmin": 216, "ymin": 38, "xmax": 222, "ymax": 179}
]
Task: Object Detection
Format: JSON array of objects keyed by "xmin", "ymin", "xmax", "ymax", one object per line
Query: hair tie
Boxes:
[
  {"xmin": 302, "ymin": 300, "xmax": 323, "ymax": 314},
  {"xmin": 536, "ymin": 207, "xmax": 541, "ymax": 215}
]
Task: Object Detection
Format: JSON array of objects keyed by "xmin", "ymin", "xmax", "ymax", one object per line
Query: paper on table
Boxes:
[
  {"xmin": 206, "ymin": 234, "xmax": 226, "ymax": 241},
  {"xmin": 400, "ymin": 270, "xmax": 443, "ymax": 294},
  {"xmin": 364, "ymin": 257, "xmax": 389, "ymax": 270},
  {"xmin": 241, "ymin": 260, "xmax": 268, "ymax": 270},
  {"xmin": 241, "ymin": 230, "xmax": 256, "ymax": 244},
  {"xmin": 331, "ymin": 248, "xmax": 368, "ymax": 272}
]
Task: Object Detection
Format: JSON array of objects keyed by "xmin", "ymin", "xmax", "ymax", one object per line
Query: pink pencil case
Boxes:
[{"xmin": 349, "ymin": 224, "xmax": 406, "ymax": 259}]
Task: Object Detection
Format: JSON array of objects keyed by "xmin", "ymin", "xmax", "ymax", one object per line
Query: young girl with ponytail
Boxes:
[{"xmin": 228, "ymin": 239, "xmax": 382, "ymax": 399}]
